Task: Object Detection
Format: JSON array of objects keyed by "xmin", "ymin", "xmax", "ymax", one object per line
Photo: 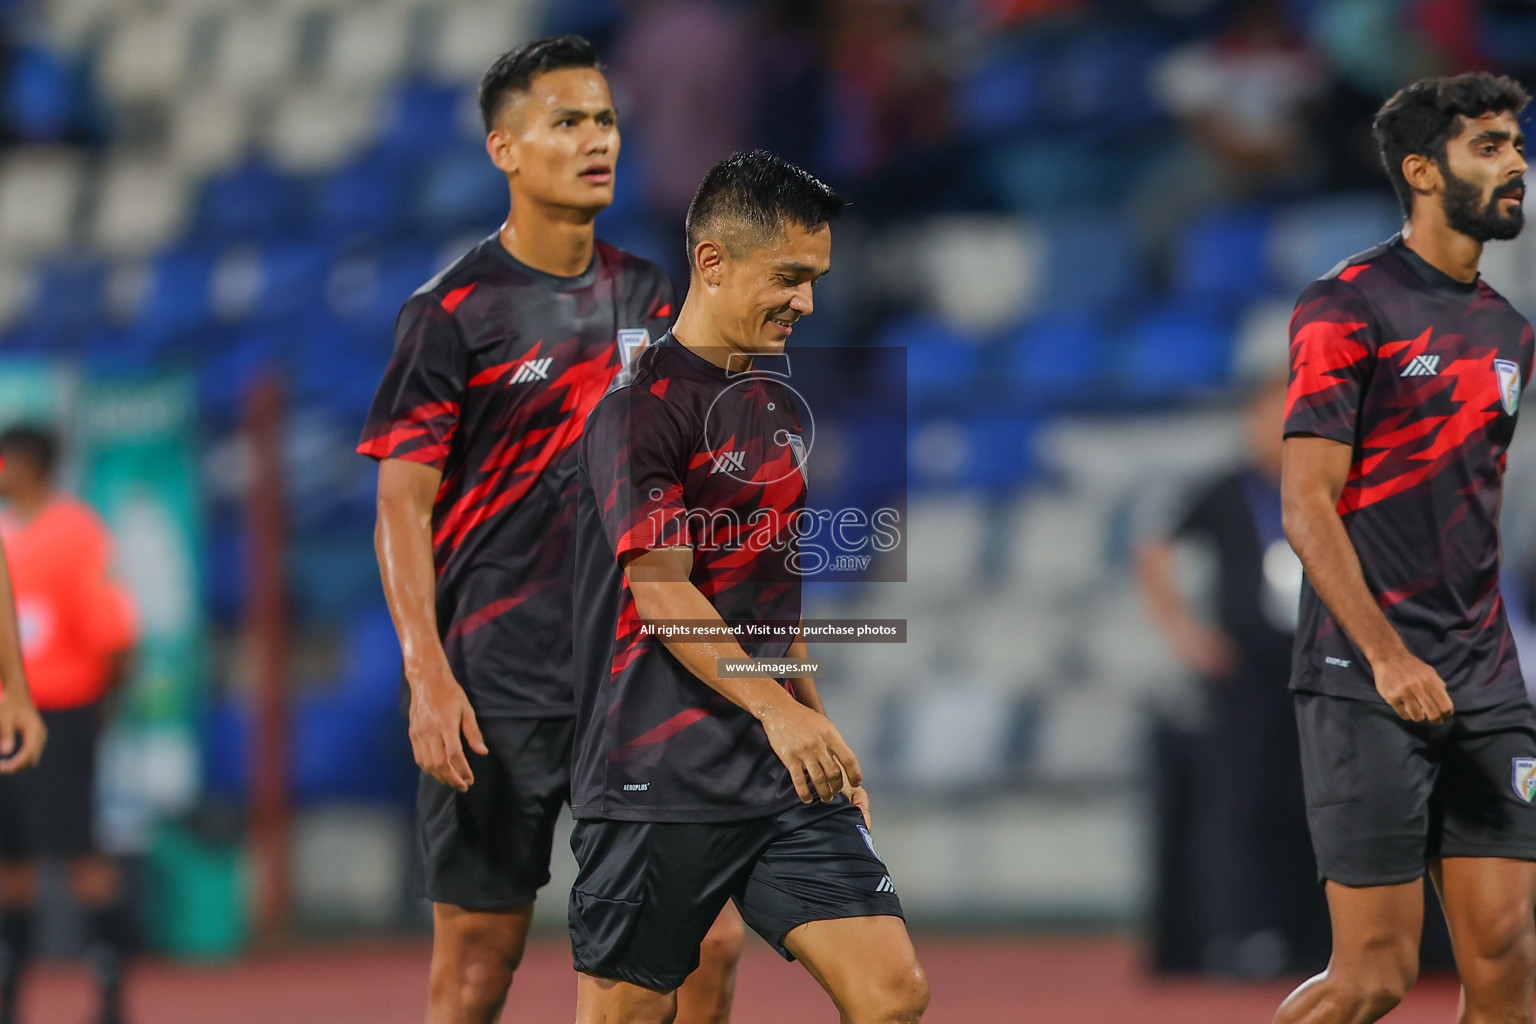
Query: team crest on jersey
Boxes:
[
  {"xmin": 785, "ymin": 432, "xmax": 807, "ymax": 482},
  {"xmin": 1495, "ymin": 359, "xmax": 1522, "ymax": 416},
  {"xmin": 1513, "ymin": 758, "xmax": 1536, "ymax": 802},
  {"xmin": 618, "ymin": 328, "xmax": 650, "ymax": 368}
]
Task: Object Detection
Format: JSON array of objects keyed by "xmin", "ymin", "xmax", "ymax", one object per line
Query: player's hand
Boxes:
[
  {"xmin": 0, "ymin": 694, "xmax": 46, "ymax": 773},
  {"xmin": 758, "ymin": 699, "xmax": 862, "ymax": 803},
  {"xmin": 1373, "ymin": 650, "xmax": 1454, "ymax": 725},
  {"xmin": 407, "ymin": 667, "xmax": 488, "ymax": 792},
  {"xmin": 847, "ymin": 784, "xmax": 872, "ymax": 830}
]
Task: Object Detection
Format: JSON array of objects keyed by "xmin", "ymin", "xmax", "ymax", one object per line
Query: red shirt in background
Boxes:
[{"xmin": 0, "ymin": 497, "xmax": 137, "ymax": 711}]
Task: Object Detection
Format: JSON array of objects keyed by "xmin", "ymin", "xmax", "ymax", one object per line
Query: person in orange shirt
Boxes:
[{"xmin": 0, "ymin": 425, "xmax": 135, "ymax": 1024}]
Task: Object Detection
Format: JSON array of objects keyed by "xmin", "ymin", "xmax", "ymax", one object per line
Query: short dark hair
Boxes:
[
  {"xmin": 1372, "ymin": 72, "xmax": 1530, "ymax": 214},
  {"xmin": 0, "ymin": 424, "xmax": 58, "ymax": 480},
  {"xmin": 685, "ymin": 150, "xmax": 844, "ymax": 264},
  {"xmin": 478, "ymin": 35, "xmax": 601, "ymax": 133}
]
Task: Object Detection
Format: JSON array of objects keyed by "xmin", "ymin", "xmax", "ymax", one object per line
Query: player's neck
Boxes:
[
  {"xmin": 1402, "ymin": 214, "xmax": 1483, "ymax": 284},
  {"xmin": 3, "ymin": 484, "xmax": 51, "ymax": 522},
  {"xmin": 671, "ymin": 300, "xmax": 753, "ymax": 372},
  {"xmin": 498, "ymin": 203, "xmax": 597, "ymax": 278}
]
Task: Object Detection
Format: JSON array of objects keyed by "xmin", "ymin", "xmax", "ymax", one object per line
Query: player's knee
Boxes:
[
  {"xmin": 1348, "ymin": 948, "xmax": 1417, "ymax": 1015},
  {"xmin": 698, "ymin": 915, "xmax": 745, "ymax": 970},
  {"xmin": 431, "ymin": 924, "xmax": 525, "ymax": 1010},
  {"xmin": 869, "ymin": 959, "xmax": 929, "ymax": 1023}
]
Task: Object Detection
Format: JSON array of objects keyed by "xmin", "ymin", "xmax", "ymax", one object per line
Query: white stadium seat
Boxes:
[
  {"xmin": 322, "ymin": 4, "xmax": 414, "ymax": 88},
  {"xmin": 167, "ymin": 91, "xmax": 254, "ymax": 175},
  {"xmin": 91, "ymin": 160, "xmax": 192, "ymax": 258},
  {"xmin": 213, "ymin": 9, "xmax": 303, "ymax": 98},
  {"xmin": 0, "ymin": 149, "xmax": 84, "ymax": 256},
  {"xmin": 430, "ymin": 0, "xmax": 544, "ymax": 82},
  {"xmin": 99, "ymin": 10, "xmax": 196, "ymax": 103},
  {"xmin": 265, "ymin": 87, "xmax": 381, "ymax": 173}
]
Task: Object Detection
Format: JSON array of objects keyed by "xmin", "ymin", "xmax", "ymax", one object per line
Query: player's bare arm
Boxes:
[
  {"xmin": 1281, "ymin": 435, "xmax": 1453, "ymax": 724},
  {"xmin": 785, "ymin": 629, "xmax": 870, "ymax": 826},
  {"xmin": 374, "ymin": 457, "xmax": 488, "ymax": 792},
  {"xmin": 0, "ymin": 544, "xmax": 44, "ymax": 773},
  {"xmin": 622, "ymin": 546, "xmax": 862, "ymax": 804}
]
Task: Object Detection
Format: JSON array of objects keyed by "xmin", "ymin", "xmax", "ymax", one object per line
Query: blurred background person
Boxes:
[
  {"xmin": 0, "ymin": 425, "xmax": 136, "ymax": 1024},
  {"xmin": 1136, "ymin": 368, "xmax": 1327, "ymax": 978}
]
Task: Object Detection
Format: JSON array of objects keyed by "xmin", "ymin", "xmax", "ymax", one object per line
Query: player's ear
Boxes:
[
  {"xmin": 487, "ymin": 126, "xmax": 517, "ymax": 177},
  {"xmin": 694, "ymin": 240, "xmax": 725, "ymax": 290},
  {"xmin": 1402, "ymin": 152, "xmax": 1441, "ymax": 197}
]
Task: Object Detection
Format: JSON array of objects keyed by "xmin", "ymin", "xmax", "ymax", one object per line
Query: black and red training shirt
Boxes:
[
  {"xmin": 573, "ymin": 335, "xmax": 809, "ymax": 821},
  {"xmin": 1285, "ymin": 234, "xmax": 1535, "ymax": 708},
  {"xmin": 358, "ymin": 235, "xmax": 674, "ymax": 717}
]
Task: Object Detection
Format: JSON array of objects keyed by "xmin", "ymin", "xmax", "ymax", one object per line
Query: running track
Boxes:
[{"xmin": 22, "ymin": 935, "xmax": 1467, "ymax": 1022}]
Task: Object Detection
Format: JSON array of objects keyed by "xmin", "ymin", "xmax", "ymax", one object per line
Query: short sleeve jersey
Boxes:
[
  {"xmin": 1284, "ymin": 235, "xmax": 1535, "ymax": 709},
  {"xmin": 572, "ymin": 335, "xmax": 808, "ymax": 822},
  {"xmin": 0, "ymin": 498, "xmax": 138, "ymax": 711},
  {"xmin": 358, "ymin": 236, "xmax": 674, "ymax": 717}
]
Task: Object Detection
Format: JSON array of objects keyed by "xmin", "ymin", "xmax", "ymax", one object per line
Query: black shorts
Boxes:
[
  {"xmin": 568, "ymin": 798, "xmax": 905, "ymax": 992},
  {"xmin": 416, "ymin": 715, "xmax": 572, "ymax": 910},
  {"xmin": 1296, "ymin": 692, "xmax": 1536, "ymax": 886},
  {"xmin": 0, "ymin": 704, "xmax": 100, "ymax": 860}
]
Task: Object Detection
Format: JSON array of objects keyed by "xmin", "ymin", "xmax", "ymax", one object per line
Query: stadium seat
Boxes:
[
  {"xmin": 312, "ymin": 151, "xmax": 413, "ymax": 239},
  {"xmin": 430, "ymin": 0, "xmax": 545, "ymax": 82},
  {"xmin": 266, "ymin": 86, "xmax": 382, "ymax": 173},
  {"xmin": 1116, "ymin": 305, "xmax": 1233, "ymax": 399},
  {"xmin": 910, "ymin": 415, "xmax": 1036, "ymax": 494},
  {"xmin": 196, "ymin": 162, "xmax": 305, "ymax": 241},
  {"xmin": 1171, "ymin": 206, "xmax": 1274, "ymax": 309},
  {"xmin": 878, "ymin": 315, "xmax": 984, "ymax": 415},
  {"xmin": 1003, "ymin": 313, "xmax": 1110, "ymax": 409},
  {"xmin": 987, "ymin": 139, "xmax": 1111, "ymax": 214},
  {"xmin": 376, "ymin": 81, "xmax": 471, "ymax": 159},
  {"xmin": 916, "ymin": 215, "xmax": 1043, "ymax": 334},
  {"xmin": 956, "ymin": 43, "xmax": 1042, "ymax": 138},
  {"xmin": 321, "ymin": 3, "xmax": 414, "ymax": 88},
  {"xmin": 130, "ymin": 246, "xmax": 218, "ymax": 345},
  {"xmin": 1038, "ymin": 30, "xmax": 1160, "ymax": 132},
  {"xmin": 98, "ymin": 10, "xmax": 194, "ymax": 103},
  {"xmin": 0, "ymin": 263, "xmax": 37, "ymax": 336},
  {"xmin": 166, "ymin": 90, "xmax": 253, "ymax": 175},
  {"xmin": 1267, "ymin": 193, "xmax": 1402, "ymax": 295},
  {"xmin": 1029, "ymin": 684, "xmax": 1141, "ymax": 783},
  {"xmin": 6, "ymin": 44, "xmax": 76, "ymax": 142},
  {"xmin": 1036, "ymin": 216, "xmax": 1145, "ymax": 316},
  {"xmin": 0, "ymin": 149, "xmax": 83, "ymax": 256},
  {"xmin": 24, "ymin": 258, "xmax": 105, "ymax": 337},
  {"xmin": 211, "ymin": 9, "xmax": 303, "ymax": 98},
  {"xmin": 896, "ymin": 683, "xmax": 1016, "ymax": 787},
  {"xmin": 91, "ymin": 159, "xmax": 193, "ymax": 257},
  {"xmin": 410, "ymin": 149, "xmax": 507, "ymax": 233}
]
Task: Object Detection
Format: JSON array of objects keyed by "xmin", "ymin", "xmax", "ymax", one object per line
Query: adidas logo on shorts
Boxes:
[{"xmin": 875, "ymin": 875, "xmax": 896, "ymax": 894}]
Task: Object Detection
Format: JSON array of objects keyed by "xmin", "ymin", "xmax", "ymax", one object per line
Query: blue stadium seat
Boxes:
[
  {"xmin": 957, "ymin": 44, "xmax": 1042, "ymax": 138},
  {"xmin": 5, "ymin": 44, "xmax": 76, "ymax": 142},
  {"xmin": 411, "ymin": 149, "xmax": 506, "ymax": 232},
  {"xmin": 1037, "ymin": 217, "xmax": 1145, "ymax": 315},
  {"xmin": 241, "ymin": 239, "xmax": 334, "ymax": 323},
  {"xmin": 987, "ymin": 139, "xmax": 1111, "ymax": 214},
  {"xmin": 909, "ymin": 415, "xmax": 1036, "ymax": 494},
  {"xmin": 1004, "ymin": 313, "xmax": 1110, "ymax": 408},
  {"xmin": 878, "ymin": 315, "xmax": 983, "ymax": 415},
  {"xmin": 1116, "ymin": 305, "xmax": 1233, "ymax": 399},
  {"xmin": 338, "ymin": 602, "xmax": 402, "ymax": 697},
  {"xmin": 196, "ymin": 163, "xmax": 304, "ymax": 242},
  {"xmin": 126, "ymin": 247, "xmax": 218, "ymax": 346},
  {"xmin": 313, "ymin": 152, "xmax": 412, "ymax": 239},
  {"xmin": 1172, "ymin": 207, "xmax": 1274, "ymax": 309},
  {"xmin": 1268, "ymin": 193, "xmax": 1401, "ymax": 294},
  {"xmin": 377, "ymin": 81, "xmax": 467, "ymax": 159},
  {"xmin": 24, "ymin": 258, "xmax": 105, "ymax": 336},
  {"xmin": 1038, "ymin": 31, "xmax": 1161, "ymax": 132}
]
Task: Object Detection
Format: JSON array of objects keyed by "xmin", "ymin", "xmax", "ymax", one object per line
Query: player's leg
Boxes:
[
  {"xmin": 428, "ymin": 904, "xmax": 534, "ymax": 1024},
  {"xmin": 1427, "ymin": 697, "xmax": 1536, "ymax": 1024},
  {"xmin": 783, "ymin": 916, "xmax": 927, "ymax": 1024},
  {"xmin": 419, "ymin": 717, "xmax": 570, "ymax": 1024},
  {"xmin": 570, "ymin": 817, "xmax": 768, "ymax": 1024},
  {"xmin": 1271, "ymin": 880, "xmax": 1422, "ymax": 1024},
  {"xmin": 1273, "ymin": 694, "xmax": 1438, "ymax": 1024},
  {"xmin": 0, "ymin": 858, "xmax": 34, "ymax": 1024},
  {"xmin": 674, "ymin": 902, "xmax": 745, "ymax": 1024},
  {"xmin": 1431, "ymin": 858, "xmax": 1536, "ymax": 1024},
  {"xmin": 735, "ymin": 799, "xmax": 923, "ymax": 1023}
]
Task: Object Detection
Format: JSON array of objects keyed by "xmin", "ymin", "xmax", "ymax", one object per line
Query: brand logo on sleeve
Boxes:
[
  {"xmin": 709, "ymin": 450, "xmax": 748, "ymax": 475},
  {"xmin": 785, "ymin": 432, "xmax": 808, "ymax": 482},
  {"xmin": 509, "ymin": 357, "xmax": 553, "ymax": 385},
  {"xmin": 618, "ymin": 328, "xmax": 650, "ymax": 368},
  {"xmin": 1496, "ymin": 359, "xmax": 1522, "ymax": 415},
  {"xmin": 1401, "ymin": 354, "xmax": 1441, "ymax": 377}
]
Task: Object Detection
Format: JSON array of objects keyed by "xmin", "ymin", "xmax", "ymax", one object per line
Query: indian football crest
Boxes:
[
  {"xmin": 856, "ymin": 823, "xmax": 883, "ymax": 861},
  {"xmin": 785, "ymin": 432, "xmax": 808, "ymax": 482},
  {"xmin": 618, "ymin": 328, "xmax": 650, "ymax": 368},
  {"xmin": 1495, "ymin": 359, "xmax": 1522, "ymax": 416},
  {"xmin": 1513, "ymin": 758, "xmax": 1536, "ymax": 802}
]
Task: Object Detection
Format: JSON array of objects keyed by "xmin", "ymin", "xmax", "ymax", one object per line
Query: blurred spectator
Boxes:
[
  {"xmin": 1137, "ymin": 0, "xmax": 1326, "ymax": 260},
  {"xmin": 0, "ymin": 425, "xmax": 137, "ymax": 1024},
  {"xmin": 1136, "ymin": 371, "xmax": 1328, "ymax": 978},
  {"xmin": 611, "ymin": 0, "xmax": 754, "ymax": 229},
  {"xmin": 747, "ymin": 0, "xmax": 829, "ymax": 172},
  {"xmin": 820, "ymin": 0, "xmax": 954, "ymax": 218}
]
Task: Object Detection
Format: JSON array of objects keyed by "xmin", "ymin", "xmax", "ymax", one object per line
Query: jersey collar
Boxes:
[{"xmin": 1390, "ymin": 234, "xmax": 1479, "ymax": 296}]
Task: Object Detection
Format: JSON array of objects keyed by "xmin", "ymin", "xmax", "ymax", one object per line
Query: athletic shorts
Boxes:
[
  {"xmin": 1296, "ymin": 692, "xmax": 1536, "ymax": 887},
  {"xmin": 568, "ymin": 797, "xmax": 905, "ymax": 992},
  {"xmin": 416, "ymin": 715, "xmax": 573, "ymax": 910},
  {"xmin": 0, "ymin": 704, "xmax": 100, "ymax": 860}
]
